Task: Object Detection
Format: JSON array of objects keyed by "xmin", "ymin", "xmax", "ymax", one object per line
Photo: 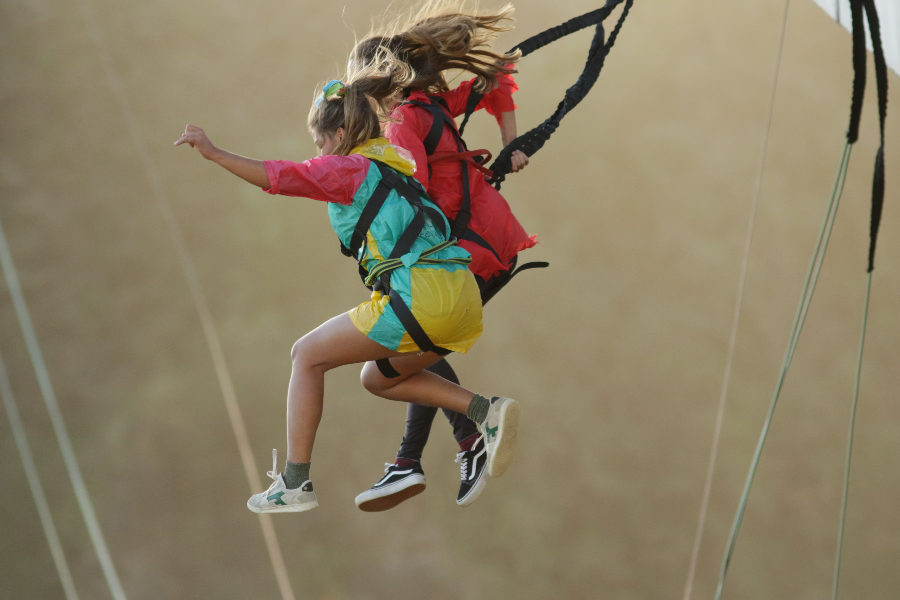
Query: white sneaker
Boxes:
[
  {"xmin": 247, "ymin": 450, "xmax": 318, "ymax": 514},
  {"xmin": 478, "ymin": 396, "xmax": 520, "ymax": 478}
]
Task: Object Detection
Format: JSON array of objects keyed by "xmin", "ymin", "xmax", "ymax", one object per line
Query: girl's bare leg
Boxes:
[
  {"xmin": 360, "ymin": 356, "xmax": 476, "ymax": 412},
  {"xmin": 287, "ymin": 313, "xmax": 475, "ymax": 463}
]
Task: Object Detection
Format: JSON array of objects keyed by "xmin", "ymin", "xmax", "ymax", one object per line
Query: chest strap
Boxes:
[
  {"xmin": 403, "ymin": 96, "xmax": 479, "ymax": 239},
  {"xmin": 428, "ymin": 149, "xmax": 494, "ymax": 180},
  {"xmin": 339, "ymin": 159, "xmax": 461, "ymax": 355}
]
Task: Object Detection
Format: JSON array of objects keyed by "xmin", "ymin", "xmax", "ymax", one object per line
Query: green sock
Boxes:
[
  {"xmin": 467, "ymin": 394, "xmax": 491, "ymax": 425},
  {"xmin": 283, "ymin": 461, "xmax": 310, "ymax": 490}
]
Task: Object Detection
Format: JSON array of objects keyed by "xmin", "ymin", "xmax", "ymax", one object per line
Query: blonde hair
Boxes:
[
  {"xmin": 353, "ymin": 0, "xmax": 521, "ymax": 95},
  {"xmin": 307, "ymin": 49, "xmax": 414, "ymax": 157}
]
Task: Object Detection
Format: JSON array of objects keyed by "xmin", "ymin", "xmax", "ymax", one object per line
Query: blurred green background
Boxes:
[{"xmin": 1, "ymin": 0, "xmax": 898, "ymax": 598}]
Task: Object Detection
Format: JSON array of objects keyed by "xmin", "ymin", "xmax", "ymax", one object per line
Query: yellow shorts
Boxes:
[{"xmin": 349, "ymin": 267, "xmax": 483, "ymax": 354}]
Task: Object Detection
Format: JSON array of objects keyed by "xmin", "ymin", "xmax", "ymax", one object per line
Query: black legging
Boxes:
[
  {"xmin": 396, "ymin": 359, "xmax": 477, "ymax": 461},
  {"xmin": 395, "ymin": 260, "xmax": 519, "ymax": 461}
]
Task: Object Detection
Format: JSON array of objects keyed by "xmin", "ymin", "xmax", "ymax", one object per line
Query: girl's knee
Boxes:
[
  {"xmin": 290, "ymin": 337, "xmax": 305, "ymax": 362},
  {"xmin": 291, "ymin": 335, "xmax": 324, "ymax": 371},
  {"xmin": 360, "ymin": 362, "xmax": 392, "ymax": 396}
]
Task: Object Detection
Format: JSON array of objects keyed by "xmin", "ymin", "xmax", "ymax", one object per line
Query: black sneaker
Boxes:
[
  {"xmin": 355, "ymin": 462, "xmax": 426, "ymax": 512},
  {"xmin": 455, "ymin": 437, "xmax": 490, "ymax": 507}
]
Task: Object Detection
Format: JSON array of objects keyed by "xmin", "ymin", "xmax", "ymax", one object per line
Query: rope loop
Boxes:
[{"xmin": 363, "ymin": 239, "xmax": 471, "ymax": 287}]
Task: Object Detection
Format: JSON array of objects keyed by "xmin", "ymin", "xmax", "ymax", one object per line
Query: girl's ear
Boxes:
[{"xmin": 336, "ymin": 127, "xmax": 345, "ymax": 142}]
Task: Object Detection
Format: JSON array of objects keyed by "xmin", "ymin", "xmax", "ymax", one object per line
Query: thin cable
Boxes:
[
  {"xmin": 713, "ymin": 141, "xmax": 852, "ymax": 600},
  {"xmin": 831, "ymin": 271, "xmax": 872, "ymax": 600},
  {"xmin": 681, "ymin": 2, "xmax": 791, "ymax": 597},
  {"xmin": 0, "ymin": 349, "xmax": 80, "ymax": 600},
  {"xmin": 73, "ymin": 2, "xmax": 296, "ymax": 598},
  {"xmin": 0, "ymin": 213, "xmax": 127, "ymax": 600},
  {"xmin": 784, "ymin": 144, "xmax": 851, "ymax": 366}
]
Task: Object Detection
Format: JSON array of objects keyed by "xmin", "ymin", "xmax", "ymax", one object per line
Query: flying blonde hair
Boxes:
[{"xmin": 352, "ymin": 0, "xmax": 521, "ymax": 95}]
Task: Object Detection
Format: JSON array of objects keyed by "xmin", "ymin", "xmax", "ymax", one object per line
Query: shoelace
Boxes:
[
  {"xmin": 455, "ymin": 452, "xmax": 469, "ymax": 481},
  {"xmin": 262, "ymin": 449, "xmax": 281, "ymax": 494},
  {"xmin": 383, "ymin": 462, "xmax": 394, "ymax": 474}
]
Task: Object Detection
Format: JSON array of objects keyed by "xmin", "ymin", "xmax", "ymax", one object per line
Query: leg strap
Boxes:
[
  {"xmin": 388, "ymin": 288, "xmax": 451, "ymax": 355},
  {"xmin": 375, "ymin": 358, "xmax": 402, "ymax": 379}
]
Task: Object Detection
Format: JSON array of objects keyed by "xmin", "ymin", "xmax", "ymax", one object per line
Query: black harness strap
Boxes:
[
  {"xmin": 478, "ymin": 257, "xmax": 550, "ymax": 306},
  {"xmin": 509, "ymin": 260, "xmax": 551, "ymax": 279},
  {"xmin": 458, "ymin": 227, "xmax": 503, "ymax": 262},
  {"xmin": 412, "ymin": 96, "xmax": 463, "ymax": 153},
  {"xmin": 454, "ymin": 155, "xmax": 473, "ymax": 236},
  {"xmin": 375, "ymin": 357, "xmax": 402, "ymax": 378},
  {"xmin": 409, "ymin": 81, "xmax": 552, "ymax": 283},
  {"xmin": 341, "ymin": 164, "xmax": 443, "ymax": 287},
  {"xmin": 377, "ymin": 165, "xmax": 453, "ymax": 354},
  {"xmin": 422, "ymin": 104, "xmax": 446, "ymax": 156},
  {"xmin": 403, "ymin": 96, "xmax": 476, "ymax": 240},
  {"xmin": 847, "ymin": 0, "xmax": 889, "ymax": 272},
  {"xmin": 388, "ymin": 287, "xmax": 450, "ymax": 355},
  {"xmin": 390, "ymin": 210, "xmax": 428, "ymax": 263},
  {"xmin": 458, "ymin": 85, "xmax": 484, "ymax": 137},
  {"xmin": 375, "ymin": 162, "xmax": 448, "ymax": 239},
  {"xmin": 339, "ymin": 159, "xmax": 452, "ymax": 355},
  {"xmin": 341, "ymin": 181, "xmax": 392, "ymax": 261}
]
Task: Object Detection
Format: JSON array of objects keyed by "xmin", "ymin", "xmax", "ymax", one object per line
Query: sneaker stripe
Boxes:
[
  {"xmin": 267, "ymin": 491, "xmax": 287, "ymax": 506},
  {"xmin": 469, "ymin": 447, "xmax": 486, "ymax": 481},
  {"xmin": 375, "ymin": 468, "xmax": 414, "ymax": 487}
]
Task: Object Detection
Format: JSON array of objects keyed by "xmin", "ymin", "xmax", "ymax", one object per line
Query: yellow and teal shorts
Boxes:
[{"xmin": 348, "ymin": 265, "xmax": 483, "ymax": 354}]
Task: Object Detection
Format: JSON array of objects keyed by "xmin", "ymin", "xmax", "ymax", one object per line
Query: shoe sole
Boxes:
[
  {"xmin": 357, "ymin": 483, "xmax": 426, "ymax": 512},
  {"xmin": 246, "ymin": 499, "xmax": 319, "ymax": 514},
  {"xmin": 488, "ymin": 399, "xmax": 520, "ymax": 478}
]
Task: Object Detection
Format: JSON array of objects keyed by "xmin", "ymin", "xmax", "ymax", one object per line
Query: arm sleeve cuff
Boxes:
[
  {"xmin": 481, "ymin": 71, "xmax": 519, "ymax": 124},
  {"xmin": 263, "ymin": 160, "xmax": 281, "ymax": 195}
]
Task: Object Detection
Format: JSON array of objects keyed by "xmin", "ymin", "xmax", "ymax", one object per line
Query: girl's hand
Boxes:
[
  {"xmin": 174, "ymin": 126, "xmax": 269, "ymax": 188},
  {"xmin": 499, "ymin": 112, "xmax": 528, "ymax": 173},
  {"xmin": 174, "ymin": 124, "xmax": 219, "ymax": 160},
  {"xmin": 510, "ymin": 150, "xmax": 529, "ymax": 173}
]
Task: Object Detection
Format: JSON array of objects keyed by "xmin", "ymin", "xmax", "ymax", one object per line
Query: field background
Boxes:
[{"xmin": 1, "ymin": 0, "xmax": 899, "ymax": 598}]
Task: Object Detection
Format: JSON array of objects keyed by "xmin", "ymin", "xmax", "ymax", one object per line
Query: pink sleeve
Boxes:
[
  {"xmin": 384, "ymin": 108, "xmax": 430, "ymax": 191},
  {"xmin": 439, "ymin": 71, "xmax": 519, "ymax": 125},
  {"xmin": 440, "ymin": 79, "xmax": 477, "ymax": 118},
  {"xmin": 480, "ymin": 71, "xmax": 519, "ymax": 125},
  {"xmin": 263, "ymin": 154, "xmax": 370, "ymax": 205}
]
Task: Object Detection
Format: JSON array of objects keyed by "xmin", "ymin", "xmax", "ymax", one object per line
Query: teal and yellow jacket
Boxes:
[{"xmin": 264, "ymin": 138, "xmax": 483, "ymax": 354}]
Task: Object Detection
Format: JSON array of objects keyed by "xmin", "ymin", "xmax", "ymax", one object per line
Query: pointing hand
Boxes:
[{"xmin": 174, "ymin": 124, "xmax": 218, "ymax": 160}]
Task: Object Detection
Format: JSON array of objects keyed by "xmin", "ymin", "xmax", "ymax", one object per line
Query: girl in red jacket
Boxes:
[{"xmin": 350, "ymin": 2, "xmax": 539, "ymax": 512}]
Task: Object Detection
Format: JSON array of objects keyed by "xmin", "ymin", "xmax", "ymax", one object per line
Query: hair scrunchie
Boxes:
[{"xmin": 316, "ymin": 80, "xmax": 347, "ymax": 106}]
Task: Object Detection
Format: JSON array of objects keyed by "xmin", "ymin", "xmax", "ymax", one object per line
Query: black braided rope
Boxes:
[
  {"xmin": 847, "ymin": 0, "xmax": 867, "ymax": 144},
  {"xmin": 487, "ymin": 0, "xmax": 634, "ymax": 190},
  {"xmin": 848, "ymin": 0, "xmax": 889, "ymax": 272}
]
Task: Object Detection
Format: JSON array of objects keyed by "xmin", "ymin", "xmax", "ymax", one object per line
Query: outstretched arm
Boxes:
[
  {"xmin": 174, "ymin": 124, "xmax": 269, "ymax": 189},
  {"xmin": 498, "ymin": 112, "xmax": 529, "ymax": 173}
]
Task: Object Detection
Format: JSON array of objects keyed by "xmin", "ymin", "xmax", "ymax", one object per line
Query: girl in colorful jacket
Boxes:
[{"xmin": 175, "ymin": 57, "xmax": 520, "ymax": 514}]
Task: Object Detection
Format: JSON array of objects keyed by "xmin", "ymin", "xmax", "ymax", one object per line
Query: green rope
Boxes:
[
  {"xmin": 714, "ymin": 141, "xmax": 853, "ymax": 599},
  {"xmin": 831, "ymin": 271, "xmax": 872, "ymax": 600},
  {"xmin": 784, "ymin": 143, "xmax": 852, "ymax": 364},
  {"xmin": 364, "ymin": 240, "xmax": 471, "ymax": 286}
]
